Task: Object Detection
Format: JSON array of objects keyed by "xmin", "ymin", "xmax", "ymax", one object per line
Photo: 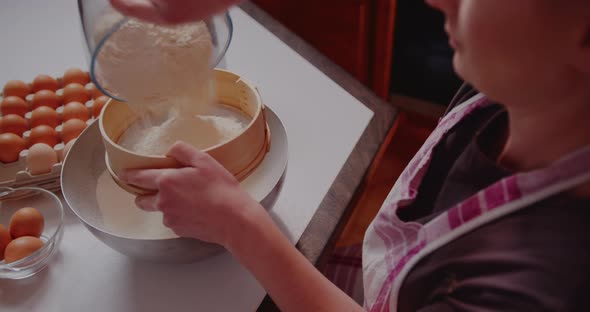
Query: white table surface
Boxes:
[{"xmin": 0, "ymin": 1, "xmax": 374, "ymax": 311}]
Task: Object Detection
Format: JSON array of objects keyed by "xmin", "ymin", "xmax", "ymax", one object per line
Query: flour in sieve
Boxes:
[{"xmin": 118, "ymin": 104, "xmax": 251, "ymax": 156}]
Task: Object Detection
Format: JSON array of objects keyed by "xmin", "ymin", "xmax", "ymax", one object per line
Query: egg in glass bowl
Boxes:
[{"xmin": 0, "ymin": 187, "xmax": 64, "ymax": 279}]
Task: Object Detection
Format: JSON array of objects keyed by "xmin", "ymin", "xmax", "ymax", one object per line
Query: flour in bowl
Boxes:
[{"xmin": 96, "ymin": 170, "xmax": 177, "ymax": 239}]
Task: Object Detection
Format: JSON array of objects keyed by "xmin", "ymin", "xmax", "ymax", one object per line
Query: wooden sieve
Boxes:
[{"xmin": 99, "ymin": 69, "xmax": 271, "ymax": 196}]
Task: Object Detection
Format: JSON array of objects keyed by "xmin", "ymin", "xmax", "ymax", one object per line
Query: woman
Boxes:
[{"xmin": 114, "ymin": 0, "xmax": 590, "ymax": 310}]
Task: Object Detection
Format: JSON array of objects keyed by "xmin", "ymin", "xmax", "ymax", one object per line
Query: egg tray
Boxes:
[
  {"xmin": 0, "ymin": 118, "xmax": 94, "ymax": 193},
  {"xmin": 1, "ymin": 77, "xmax": 105, "ymax": 193}
]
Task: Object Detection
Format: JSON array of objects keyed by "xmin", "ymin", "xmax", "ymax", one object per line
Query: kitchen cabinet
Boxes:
[{"xmin": 252, "ymin": 0, "xmax": 397, "ymax": 99}]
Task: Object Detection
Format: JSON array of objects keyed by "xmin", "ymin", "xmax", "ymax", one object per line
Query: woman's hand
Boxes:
[
  {"xmin": 110, "ymin": 0, "xmax": 241, "ymax": 24},
  {"xmin": 119, "ymin": 141, "xmax": 261, "ymax": 247},
  {"xmin": 122, "ymin": 142, "xmax": 363, "ymax": 312}
]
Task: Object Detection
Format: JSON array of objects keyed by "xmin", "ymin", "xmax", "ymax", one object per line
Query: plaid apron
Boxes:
[{"xmin": 362, "ymin": 93, "xmax": 590, "ymax": 311}]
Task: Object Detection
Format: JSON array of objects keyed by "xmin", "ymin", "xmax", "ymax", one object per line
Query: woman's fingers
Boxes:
[
  {"xmin": 110, "ymin": 0, "xmax": 165, "ymax": 24},
  {"xmin": 110, "ymin": 0, "xmax": 241, "ymax": 25},
  {"xmin": 135, "ymin": 194, "xmax": 159, "ymax": 211},
  {"xmin": 120, "ymin": 168, "xmax": 167, "ymax": 190},
  {"xmin": 167, "ymin": 141, "xmax": 211, "ymax": 168},
  {"xmin": 163, "ymin": 214, "xmax": 175, "ymax": 228}
]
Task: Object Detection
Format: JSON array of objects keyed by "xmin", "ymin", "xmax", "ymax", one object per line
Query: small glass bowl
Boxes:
[{"xmin": 0, "ymin": 187, "xmax": 64, "ymax": 280}]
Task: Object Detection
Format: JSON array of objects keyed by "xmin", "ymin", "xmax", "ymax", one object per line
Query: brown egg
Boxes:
[
  {"xmin": 3, "ymin": 236, "xmax": 44, "ymax": 264},
  {"xmin": 62, "ymin": 101, "xmax": 90, "ymax": 122},
  {"xmin": 0, "ymin": 224, "xmax": 11, "ymax": 260},
  {"xmin": 31, "ymin": 90, "xmax": 60, "ymax": 109},
  {"xmin": 3, "ymin": 80, "xmax": 31, "ymax": 99},
  {"xmin": 85, "ymin": 83, "xmax": 104, "ymax": 99},
  {"xmin": 32, "ymin": 75, "xmax": 60, "ymax": 92},
  {"xmin": 28, "ymin": 125, "xmax": 59, "ymax": 147},
  {"xmin": 0, "ymin": 114, "xmax": 29, "ymax": 136},
  {"xmin": 61, "ymin": 119, "xmax": 87, "ymax": 143},
  {"xmin": 62, "ymin": 68, "xmax": 90, "ymax": 86},
  {"xmin": 9, "ymin": 207, "xmax": 45, "ymax": 238},
  {"xmin": 0, "ymin": 133, "xmax": 26, "ymax": 163},
  {"xmin": 30, "ymin": 106, "xmax": 60, "ymax": 128},
  {"xmin": 27, "ymin": 143, "xmax": 58, "ymax": 175},
  {"xmin": 1, "ymin": 96, "xmax": 29, "ymax": 117},
  {"xmin": 93, "ymin": 96, "xmax": 109, "ymax": 118},
  {"xmin": 62, "ymin": 83, "xmax": 90, "ymax": 104}
]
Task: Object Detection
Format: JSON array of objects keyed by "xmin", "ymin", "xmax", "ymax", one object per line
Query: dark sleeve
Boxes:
[{"xmin": 398, "ymin": 196, "xmax": 590, "ymax": 312}]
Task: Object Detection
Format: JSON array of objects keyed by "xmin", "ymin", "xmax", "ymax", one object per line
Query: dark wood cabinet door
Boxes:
[
  {"xmin": 252, "ymin": 0, "xmax": 371, "ymax": 84},
  {"xmin": 252, "ymin": 0, "xmax": 396, "ymax": 100}
]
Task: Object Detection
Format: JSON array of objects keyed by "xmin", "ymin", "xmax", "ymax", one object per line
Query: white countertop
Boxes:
[{"xmin": 0, "ymin": 1, "xmax": 373, "ymax": 311}]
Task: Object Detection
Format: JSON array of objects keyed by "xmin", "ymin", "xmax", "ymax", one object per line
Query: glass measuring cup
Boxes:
[{"xmin": 77, "ymin": 0, "xmax": 233, "ymax": 102}]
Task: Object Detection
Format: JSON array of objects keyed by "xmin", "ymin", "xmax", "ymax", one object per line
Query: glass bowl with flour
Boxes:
[
  {"xmin": 80, "ymin": 2, "xmax": 253, "ymax": 158},
  {"xmin": 79, "ymin": 0, "xmax": 233, "ymax": 100}
]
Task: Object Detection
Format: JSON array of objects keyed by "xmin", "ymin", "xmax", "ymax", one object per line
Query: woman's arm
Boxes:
[
  {"xmin": 229, "ymin": 203, "xmax": 364, "ymax": 312},
  {"xmin": 122, "ymin": 142, "xmax": 363, "ymax": 312}
]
